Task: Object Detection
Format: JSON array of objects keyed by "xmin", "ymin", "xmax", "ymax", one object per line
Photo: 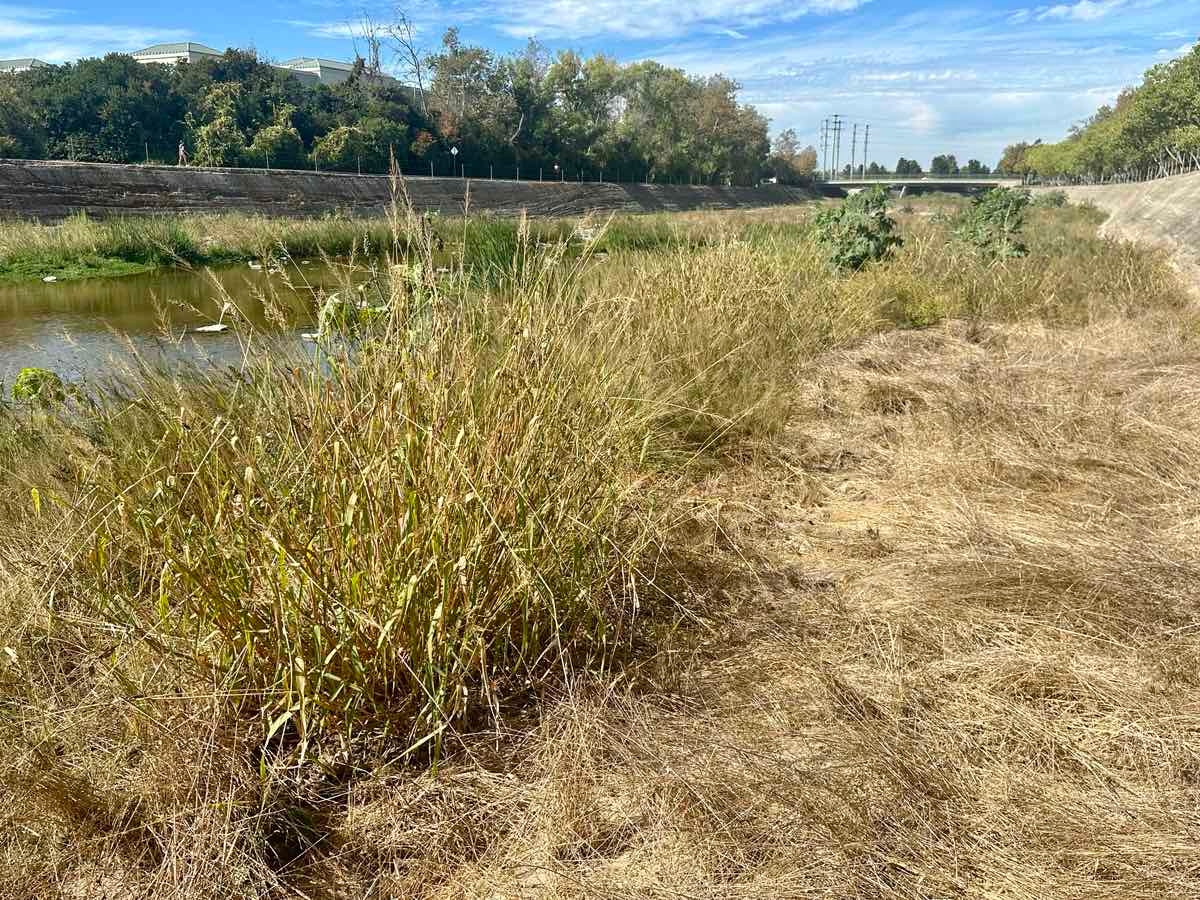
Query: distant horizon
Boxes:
[{"xmin": 2, "ymin": 1, "xmax": 1197, "ymax": 166}]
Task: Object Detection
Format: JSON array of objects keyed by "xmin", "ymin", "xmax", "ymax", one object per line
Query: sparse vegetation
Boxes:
[{"xmin": 0, "ymin": 194, "xmax": 1196, "ymax": 898}]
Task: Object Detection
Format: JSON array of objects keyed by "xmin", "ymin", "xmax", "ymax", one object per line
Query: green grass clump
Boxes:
[{"xmin": 50, "ymin": 227, "xmax": 659, "ymax": 759}]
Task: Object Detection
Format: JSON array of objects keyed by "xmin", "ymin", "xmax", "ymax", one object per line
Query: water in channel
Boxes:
[{"xmin": 0, "ymin": 262, "xmax": 353, "ymax": 388}]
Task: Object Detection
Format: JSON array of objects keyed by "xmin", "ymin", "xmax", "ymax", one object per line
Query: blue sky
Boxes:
[{"xmin": 2, "ymin": 0, "xmax": 1197, "ymax": 165}]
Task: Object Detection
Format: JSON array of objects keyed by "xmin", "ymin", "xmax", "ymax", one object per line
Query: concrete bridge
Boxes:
[{"xmin": 822, "ymin": 175, "xmax": 1023, "ymax": 196}]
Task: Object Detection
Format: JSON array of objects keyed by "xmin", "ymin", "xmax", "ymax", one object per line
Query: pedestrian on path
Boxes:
[{"xmin": 178, "ymin": 141, "xmax": 189, "ymax": 166}]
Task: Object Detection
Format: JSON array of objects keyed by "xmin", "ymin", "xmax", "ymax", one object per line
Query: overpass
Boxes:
[{"xmin": 821, "ymin": 175, "xmax": 1023, "ymax": 196}]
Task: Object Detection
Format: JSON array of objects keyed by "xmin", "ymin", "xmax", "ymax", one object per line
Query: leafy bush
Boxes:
[
  {"xmin": 247, "ymin": 124, "xmax": 307, "ymax": 170},
  {"xmin": 11, "ymin": 367, "xmax": 65, "ymax": 404},
  {"xmin": 955, "ymin": 187, "xmax": 1032, "ymax": 258},
  {"xmin": 813, "ymin": 187, "xmax": 903, "ymax": 270},
  {"xmin": 1033, "ymin": 189, "xmax": 1069, "ymax": 208}
]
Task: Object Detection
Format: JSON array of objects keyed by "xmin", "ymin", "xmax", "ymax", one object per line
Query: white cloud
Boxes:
[
  {"xmin": 285, "ymin": 20, "xmax": 360, "ymax": 39},
  {"xmin": 0, "ymin": 6, "xmax": 189, "ymax": 61},
  {"xmin": 1037, "ymin": 0, "xmax": 1125, "ymax": 22},
  {"xmin": 1155, "ymin": 42, "xmax": 1196, "ymax": 58},
  {"xmin": 857, "ymin": 68, "xmax": 978, "ymax": 83},
  {"xmin": 480, "ymin": 0, "xmax": 872, "ymax": 40}
]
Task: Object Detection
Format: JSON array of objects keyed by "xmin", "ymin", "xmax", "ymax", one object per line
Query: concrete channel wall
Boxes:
[
  {"xmin": 1040, "ymin": 171, "xmax": 1200, "ymax": 291},
  {"xmin": 0, "ymin": 159, "xmax": 817, "ymax": 221}
]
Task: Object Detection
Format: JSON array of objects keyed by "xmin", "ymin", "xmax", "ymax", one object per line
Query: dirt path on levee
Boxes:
[{"xmin": 1046, "ymin": 171, "xmax": 1200, "ymax": 294}]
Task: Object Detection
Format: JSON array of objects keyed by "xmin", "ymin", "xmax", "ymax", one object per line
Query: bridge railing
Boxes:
[{"xmin": 818, "ymin": 173, "xmax": 1017, "ymax": 183}]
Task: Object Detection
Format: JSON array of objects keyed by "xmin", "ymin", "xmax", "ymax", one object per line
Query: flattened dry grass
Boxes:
[{"xmin": 1, "ymin": 198, "xmax": 1197, "ymax": 897}]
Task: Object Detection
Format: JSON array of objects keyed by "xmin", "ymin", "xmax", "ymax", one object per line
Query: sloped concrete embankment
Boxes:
[
  {"xmin": 0, "ymin": 159, "xmax": 815, "ymax": 221},
  {"xmin": 1046, "ymin": 172, "xmax": 1200, "ymax": 289}
]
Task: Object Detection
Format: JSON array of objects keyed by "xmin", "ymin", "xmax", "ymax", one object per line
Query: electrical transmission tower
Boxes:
[
  {"xmin": 820, "ymin": 119, "xmax": 829, "ymax": 179},
  {"xmin": 863, "ymin": 124, "xmax": 870, "ymax": 175},
  {"xmin": 832, "ymin": 115, "xmax": 842, "ymax": 178},
  {"xmin": 851, "ymin": 123, "xmax": 858, "ymax": 178}
]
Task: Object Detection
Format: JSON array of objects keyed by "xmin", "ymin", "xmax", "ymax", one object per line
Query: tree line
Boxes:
[
  {"xmin": 0, "ymin": 29, "xmax": 774, "ymax": 185},
  {"xmin": 998, "ymin": 43, "xmax": 1200, "ymax": 180}
]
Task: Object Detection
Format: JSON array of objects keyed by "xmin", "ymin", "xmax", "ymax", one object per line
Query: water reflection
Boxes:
[{"xmin": 0, "ymin": 263, "xmax": 346, "ymax": 385}]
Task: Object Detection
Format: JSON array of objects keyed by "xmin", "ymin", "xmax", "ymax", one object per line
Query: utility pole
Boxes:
[
  {"xmin": 851, "ymin": 123, "xmax": 858, "ymax": 178},
  {"xmin": 832, "ymin": 114, "xmax": 842, "ymax": 178},
  {"xmin": 820, "ymin": 119, "xmax": 829, "ymax": 179},
  {"xmin": 863, "ymin": 124, "xmax": 870, "ymax": 176}
]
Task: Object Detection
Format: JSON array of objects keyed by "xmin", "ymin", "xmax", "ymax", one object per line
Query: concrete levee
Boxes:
[
  {"xmin": 1039, "ymin": 172, "xmax": 1200, "ymax": 290},
  {"xmin": 0, "ymin": 159, "xmax": 817, "ymax": 221}
]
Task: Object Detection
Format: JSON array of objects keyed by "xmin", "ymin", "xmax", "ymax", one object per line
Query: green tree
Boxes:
[
  {"xmin": 189, "ymin": 83, "xmax": 247, "ymax": 167},
  {"xmin": 930, "ymin": 154, "xmax": 959, "ymax": 175},
  {"xmin": 0, "ymin": 79, "xmax": 44, "ymax": 158},
  {"xmin": 997, "ymin": 141, "xmax": 1035, "ymax": 176},
  {"xmin": 768, "ymin": 129, "xmax": 817, "ymax": 182},
  {"xmin": 1014, "ymin": 44, "xmax": 1200, "ymax": 179},
  {"xmin": 247, "ymin": 106, "xmax": 307, "ymax": 169}
]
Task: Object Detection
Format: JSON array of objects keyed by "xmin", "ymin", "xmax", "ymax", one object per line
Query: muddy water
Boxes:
[{"xmin": 0, "ymin": 263, "xmax": 348, "ymax": 387}]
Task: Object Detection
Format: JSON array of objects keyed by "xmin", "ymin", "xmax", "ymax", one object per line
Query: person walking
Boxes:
[{"xmin": 178, "ymin": 141, "xmax": 189, "ymax": 166}]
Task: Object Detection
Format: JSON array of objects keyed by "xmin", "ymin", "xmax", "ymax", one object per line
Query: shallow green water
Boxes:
[{"xmin": 0, "ymin": 261, "xmax": 348, "ymax": 388}]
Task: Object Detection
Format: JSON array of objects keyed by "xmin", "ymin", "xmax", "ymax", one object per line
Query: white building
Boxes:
[
  {"xmin": 132, "ymin": 42, "xmax": 222, "ymax": 66},
  {"xmin": 0, "ymin": 58, "xmax": 49, "ymax": 74},
  {"xmin": 279, "ymin": 57, "xmax": 359, "ymax": 86},
  {"xmin": 122, "ymin": 43, "xmax": 399, "ymax": 90}
]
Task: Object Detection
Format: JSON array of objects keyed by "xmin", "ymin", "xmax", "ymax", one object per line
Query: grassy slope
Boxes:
[{"xmin": 1, "ymin": 199, "xmax": 1198, "ymax": 897}]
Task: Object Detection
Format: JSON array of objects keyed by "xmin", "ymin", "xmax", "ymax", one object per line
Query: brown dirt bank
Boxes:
[{"xmin": 0, "ymin": 158, "xmax": 816, "ymax": 222}]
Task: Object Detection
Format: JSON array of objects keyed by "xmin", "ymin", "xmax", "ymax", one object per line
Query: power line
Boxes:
[{"xmin": 863, "ymin": 124, "xmax": 871, "ymax": 172}]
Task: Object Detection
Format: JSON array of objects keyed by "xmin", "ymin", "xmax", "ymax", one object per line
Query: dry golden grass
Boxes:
[
  {"xmin": 301, "ymin": 311, "xmax": 1200, "ymax": 899},
  {"xmin": 2, "ymin": 198, "xmax": 1199, "ymax": 898}
]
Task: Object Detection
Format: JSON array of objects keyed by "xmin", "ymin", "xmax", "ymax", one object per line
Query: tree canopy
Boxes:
[
  {"xmin": 0, "ymin": 35, "xmax": 775, "ymax": 185},
  {"xmin": 1016, "ymin": 44, "xmax": 1200, "ymax": 179}
]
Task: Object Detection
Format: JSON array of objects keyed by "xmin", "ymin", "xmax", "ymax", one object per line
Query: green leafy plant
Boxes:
[
  {"xmin": 813, "ymin": 187, "xmax": 903, "ymax": 271},
  {"xmin": 955, "ymin": 187, "xmax": 1032, "ymax": 259},
  {"xmin": 11, "ymin": 367, "xmax": 65, "ymax": 405}
]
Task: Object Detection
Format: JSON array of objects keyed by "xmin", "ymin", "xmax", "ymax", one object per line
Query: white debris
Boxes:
[{"xmin": 193, "ymin": 323, "xmax": 229, "ymax": 334}]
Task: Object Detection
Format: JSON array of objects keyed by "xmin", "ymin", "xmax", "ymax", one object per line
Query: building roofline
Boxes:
[{"xmin": 132, "ymin": 42, "xmax": 222, "ymax": 57}]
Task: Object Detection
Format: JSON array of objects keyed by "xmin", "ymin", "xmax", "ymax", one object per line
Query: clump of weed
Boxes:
[
  {"xmin": 955, "ymin": 187, "xmax": 1031, "ymax": 259},
  {"xmin": 11, "ymin": 367, "xmax": 65, "ymax": 405},
  {"xmin": 813, "ymin": 187, "xmax": 903, "ymax": 271},
  {"xmin": 1033, "ymin": 189, "xmax": 1069, "ymax": 208}
]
